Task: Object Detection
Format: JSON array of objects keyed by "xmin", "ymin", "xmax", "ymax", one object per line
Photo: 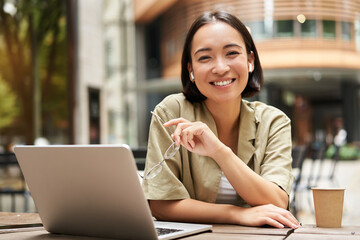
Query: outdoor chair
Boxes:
[
  {"xmin": 306, "ymin": 142, "xmax": 327, "ymax": 189},
  {"xmin": 289, "ymin": 145, "xmax": 308, "ymax": 218},
  {"xmin": 294, "ymin": 142, "xmax": 329, "ymax": 215},
  {"xmin": 0, "ymin": 153, "xmax": 30, "ymax": 212},
  {"xmin": 132, "ymin": 148, "xmax": 147, "ymax": 170}
]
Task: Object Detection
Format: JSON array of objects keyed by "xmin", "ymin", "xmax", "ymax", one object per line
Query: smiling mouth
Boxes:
[{"xmin": 211, "ymin": 78, "xmax": 235, "ymax": 86}]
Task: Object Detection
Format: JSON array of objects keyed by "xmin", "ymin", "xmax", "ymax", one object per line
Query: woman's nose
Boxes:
[{"xmin": 212, "ymin": 58, "xmax": 230, "ymax": 75}]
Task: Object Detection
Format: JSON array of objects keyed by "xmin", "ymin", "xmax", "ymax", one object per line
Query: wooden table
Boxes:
[
  {"xmin": 0, "ymin": 212, "xmax": 43, "ymax": 235},
  {"xmin": 0, "ymin": 212, "xmax": 359, "ymax": 240}
]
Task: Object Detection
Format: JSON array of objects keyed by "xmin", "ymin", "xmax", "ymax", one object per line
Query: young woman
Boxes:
[{"xmin": 142, "ymin": 11, "xmax": 299, "ymax": 229}]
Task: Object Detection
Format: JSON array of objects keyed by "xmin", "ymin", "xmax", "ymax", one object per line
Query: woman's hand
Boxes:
[
  {"xmin": 231, "ymin": 204, "xmax": 300, "ymax": 229},
  {"xmin": 164, "ymin": 118, "xmax": 225, "ymax": 158}
]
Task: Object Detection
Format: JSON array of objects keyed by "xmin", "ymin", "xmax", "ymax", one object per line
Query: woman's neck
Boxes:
[
  {"xmin": 205, "ymin": 98, "xmax": 241, "ymax": 153},
  {"xmin": 205, "ymin": 98, "xmax": 241, "ymax": 127}
]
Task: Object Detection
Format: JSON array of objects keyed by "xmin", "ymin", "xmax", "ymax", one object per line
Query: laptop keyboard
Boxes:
[{"xmin": 156, "ymin": 227, "xmax": 183, "ymax": 236}]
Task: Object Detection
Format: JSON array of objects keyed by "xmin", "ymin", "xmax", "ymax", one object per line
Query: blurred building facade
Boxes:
[
  {"xmin": 134, "ymin": 0, "xmax": 360, "ymax": 147},
  {"xmin": 73, "ymin": 0, "xmax": 138, "ymax": 145}
]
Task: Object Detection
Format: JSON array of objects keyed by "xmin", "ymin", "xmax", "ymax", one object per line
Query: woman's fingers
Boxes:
[
  {"xmin": 181, "ymin": 125, "xmax": 200, "ymax": 150},
  {"xmin": 270, "ymin": 212, "xmax": 298, "ymax": 229},
  {"xmin": 272, "ymin": 209, "xmax": 299, "ymax": 229},
  {"xmin": 263, "ymin": 217, "xmax": 284, "ymax": 228},
  {"xmin": 179, "ymin": 126, "xmax": 192, "ymax": 150},
  {"xmin": 172, "ymin": 122, "xmax": 192, "ymax": 145},
  {"xmin": 285, "ymin": 210, "xmax": 300, "ymax": 227},
  {"xmin": 265, "ymin": 205, "xmax": 299, "ymax": 229},
  {"xmin": 166, "ymin": 119, "xmax": 199, "ymax": 145},
  {"xmin": 177, "ymin": 124, "xmax": 199, "ymax": 150},
  {"xmin": 163, "ymin": 118, "xmax": 189, "ymax": 127},
  {"xmin": 240, "ymin": 204, "xmax": 300, "ymax": 229},
  {"xmin": 279, "ymin": 207, "xmax": 299, "ymax": 227},
  {"xmin": 163, "ymin": 118, "xmax": 223, "ymax": 157},
  {"xmin": 168, "ymin": 121, "xmax": 208, "ymax": 153},
  {"xmin": 163, "ymin": 118, "xmax": 189, "ymax": 144},
  {"xmin": 185, "ymin": 130, "xmax": 196, "ymax": 149}
]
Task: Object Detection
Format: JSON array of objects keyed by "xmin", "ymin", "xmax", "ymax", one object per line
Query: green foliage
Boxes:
[
  {"xmin": 339, "ymin": 144, "xmax": 359, "ymax": 160},
  {"xmin": 326, "ymin": 144, "xmax": 359, "ymax": 160},
  {"xmin": 0, "ymin": 0, "xmax": 68, "ymax": 142},
  {"xmin": 325, "ymin": 144, "xmax": 336, "ymax": 159},
  {"xmin": 0, "ymin": 76, "xmax": 19, "ymax": 128}
]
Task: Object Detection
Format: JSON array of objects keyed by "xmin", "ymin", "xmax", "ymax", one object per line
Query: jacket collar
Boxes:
[{"xmin": 237, "ymin": 100, "xmax": 256, "ymax": 165}]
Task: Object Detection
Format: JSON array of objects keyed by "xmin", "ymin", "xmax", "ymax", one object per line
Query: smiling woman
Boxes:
[{"xmin": 142, "ymin": 11, "xmax": 299, "ymax": 229}]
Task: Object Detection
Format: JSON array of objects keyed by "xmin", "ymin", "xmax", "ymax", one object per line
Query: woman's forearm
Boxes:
[
  {"xmin": 149, "ymin": 199, "xmax": 235, "ymax": 224},
  {"xmin": 212, "ymin": 146, "xmax": 289, "ymax": 209}
]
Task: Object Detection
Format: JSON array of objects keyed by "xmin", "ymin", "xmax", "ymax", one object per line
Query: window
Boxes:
[
  {"xmin": 275, "ymin": 20, "xmax": 294, "ymax": 38},
  {"xmin": 355, "ymin": 20, "xmax": 360, "ymax": 52},
  {"xmin": 322, "ymin": 20, "xmax": 336, "ymax": 39},
  {"xmin": 246, "ymin": 21, "xmax": 271, "ymax": 41},
  {"xmin": 301, "ymin": 20, "xmax": 317, "ymax": 38},
  {"xmin": 89, "ymin": 88, "xmax": 101, "ymax": 144},
  {"xmin": 105, "ymin": 39, "xmax": 114, "ymax": 78},
  {"xmin": 145, "ymin": 19, "xmax": 161, "ymax": 79},
  {"xmin": 341, "ymin": 22, "xmax": 352, "ymax": 41}
]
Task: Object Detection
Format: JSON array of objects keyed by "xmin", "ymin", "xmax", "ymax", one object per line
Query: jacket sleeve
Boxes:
[
  {"xmin": 142, "ymin": 104, "xmax": 190, "ymax": 200},
  {"xmin": 259, "ymin": 112, "xmax": 294, "ymax": 196}
]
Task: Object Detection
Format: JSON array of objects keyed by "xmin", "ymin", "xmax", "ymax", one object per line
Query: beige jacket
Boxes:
[{"xmin": 142, "ymin": 93, "xmax": 294, "ymax": 207}]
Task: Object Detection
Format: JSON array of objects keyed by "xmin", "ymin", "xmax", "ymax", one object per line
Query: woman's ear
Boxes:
[
  {"xmin": 188, "ymin": 63, "xmax": 194, "ymax": 82},
  {"xmin": 248, "ymin": 51, "xmax": 255, "ymax": 73}
]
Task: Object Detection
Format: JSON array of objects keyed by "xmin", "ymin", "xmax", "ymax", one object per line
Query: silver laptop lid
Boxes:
[{"xmin": 14, "ymin": 145, "xmax": 158, "ymax": 240}]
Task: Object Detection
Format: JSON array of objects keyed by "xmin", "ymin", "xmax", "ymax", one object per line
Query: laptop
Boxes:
[{"xmin": 14, "ymin": 145, "xmax": 212, "ymax": 239}]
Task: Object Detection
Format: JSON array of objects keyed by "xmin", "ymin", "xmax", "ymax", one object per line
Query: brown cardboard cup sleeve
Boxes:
[{"xmin": 312, "ymin": 188, "xmax": 345, "ymax": 228}]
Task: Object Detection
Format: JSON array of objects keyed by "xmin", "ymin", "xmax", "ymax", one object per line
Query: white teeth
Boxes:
[{"xmin": 213, "ymin": 79, "xmax": 233, "ymax": 86}]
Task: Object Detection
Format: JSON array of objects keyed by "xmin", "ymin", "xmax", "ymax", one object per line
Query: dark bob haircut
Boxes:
[{"xmin": 181, "ymin": 11, "xmax": 264, "ymax": 103}]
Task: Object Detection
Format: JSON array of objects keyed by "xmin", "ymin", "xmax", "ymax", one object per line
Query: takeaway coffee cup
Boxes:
[{"xmin": 312, "ymin": 188, "xmax": 345, "ymax": 228}]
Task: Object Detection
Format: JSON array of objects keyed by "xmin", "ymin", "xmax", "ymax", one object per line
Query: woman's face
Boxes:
[{"xmin": 189, "ymin": 21, "xmax": 254, "ymax": 105}]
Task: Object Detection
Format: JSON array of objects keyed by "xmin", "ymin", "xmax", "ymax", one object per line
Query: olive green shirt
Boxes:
[{"xmin": 142, "ymin": 93, "xmax": 294, "ymax": 207}]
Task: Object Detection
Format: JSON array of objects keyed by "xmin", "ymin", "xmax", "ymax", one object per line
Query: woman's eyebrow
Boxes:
[
  {"xmin": 194, "ymin": 47, "xmax": 211, "ymax": 55},
  {"xmin": 224, "ymin": 43, "xmax": 243, "ymax": 49},
  {"xmin": 194, "ymin": 44, "xmax": 243, "ymax": 55}
]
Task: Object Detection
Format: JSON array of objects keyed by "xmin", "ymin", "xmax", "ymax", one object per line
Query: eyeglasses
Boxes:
[{"xmin": 140, "ymin": 111, "xmax": 180, "ymax": 180}]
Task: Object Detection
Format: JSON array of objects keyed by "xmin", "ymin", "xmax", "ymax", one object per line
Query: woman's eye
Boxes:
[
  {"xmin": 198, "ymin": 56, "xmax": 210, "ymax": 61},
  {"xmin": 227, "ymin": 51, "xmax": 239, "ymax": 56}
]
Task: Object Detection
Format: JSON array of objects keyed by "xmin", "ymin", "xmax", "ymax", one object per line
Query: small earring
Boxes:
[
  {"xmin": 190, "ymin": 72, "xmax": 195, "ymax": 82},
  {"xmin": 248, "ymin": 63, "xmax": 253, "ymax": 73}
]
